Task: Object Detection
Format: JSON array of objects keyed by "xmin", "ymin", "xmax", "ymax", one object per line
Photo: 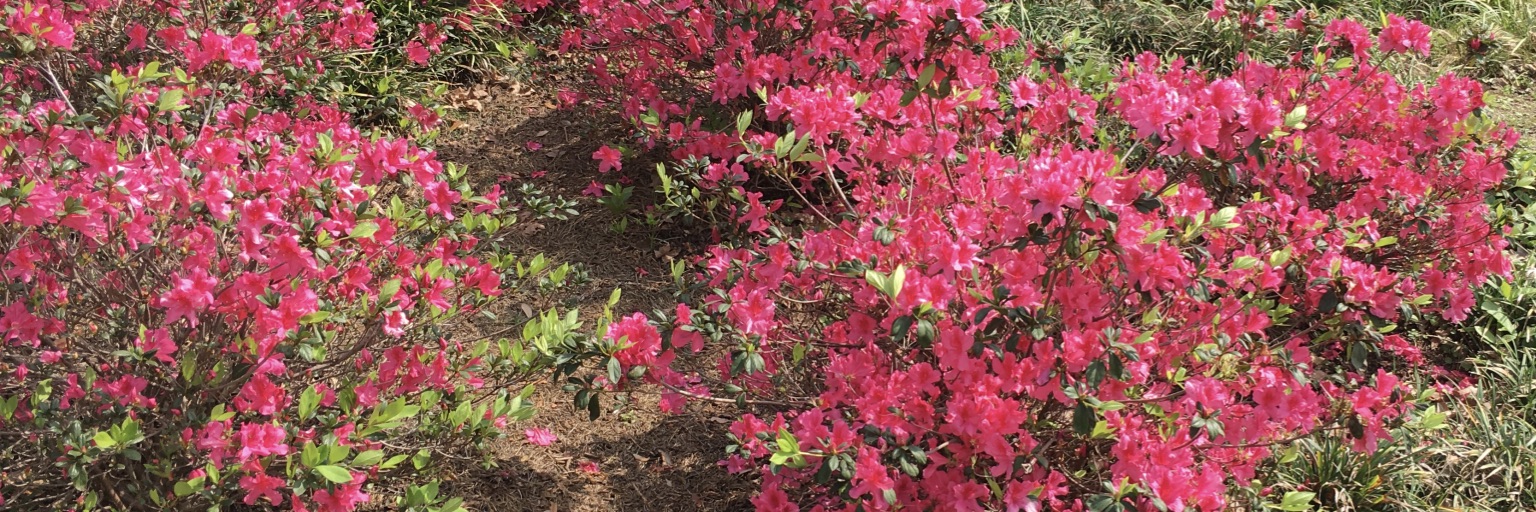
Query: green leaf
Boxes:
[
  {"xmin": 1087, "ymin": 493, "xmax": 1116, "ymax": 512},
  {"xmin": 774, "ymin": 131, "xmax": 793, "ymax": 158},
  {"xmin": 1318, "ymin": 289, "xmax": 1340, "ymax": 313},
  {"xmin": 1210, "ymin": 207, "xmax": 1240, "ymax": 229},
  {"xmin": 864, "ymin": 265, "xmax": 906, "ymax": 300},
  {"xmin": 1349, "ymin": 340, "xmax": 1368, "ymax": 371},
  {"xmin": 1268, "ymin": 247, "xmax": 1293, "ymax": 267},
  {"xmin": 1419, "ymin": 407, "xmax": 1447, "ymax": 430},
  {"xmin": 93, "ymin": 432, "xmax": 117, "ymax": 449},
  {"xmin": 788, "ymin": 133, "xmax": 811, "ymax": 161},
  {"xmin": 299, "ymin": 311, "xmax": 331, "ymax": 324},
  {"xmin": 350, "ymin": 221, "xmax": 379, "ymax": 239},
  {"xmin": 379, "ymin": 278, "xmax": 402, "ymax": 302},
  {"xmin": 607, "ymin": 357, "xmax": 623, "ymax": 384},
  {"xmin": 1072, "ymin": 402, "xmax": 1096, "ymax": 436},
  {"xmin": 299, "ymin": 386, "xmax": 321, "ymax": 420},
  {"xmin": 314, "ymin": 465, "xmax": 353, "ymax": 483},
  {"xmin": 916, "ymin": 65, "xmax": 937, "ymax": 89},
  {"xmin": 1278, "ymin": 444, "xmax": 1300, "ymax": 464},
  {"xmin": 1274, "ymin": 491, "xmax": 1315, "ymax": 511},
  {"xmin": 1085, "ymin": 361, "xmax": 1106, "ymax": 388},
  {"xmin": 381, "ymin": 454, "xmax": 411, "ymax": 470},
  {"xmin": 328, "ymin": 444, "xmax": 350, "ymax": 464},
  {"xmin": 140, "ymin": 61, "xmax": 162, "ymax": 80},
  {"xmin": 352, "ymin": 450, "xmax": 385, "ymax": 468},
  {"xmin": 1284, "ymin": 105, "xmax": 1308, "ymax": 129},
  {"xmin": 302, "ymin": 442, "xmax": 324, "ymax": 468},
  {"xmin": 736, "ymin": 110, "xmax": 753, "ymax": 135},
  {"xmin": 156, "ymin": 89, "xmax": 185, "ymax": 112}
]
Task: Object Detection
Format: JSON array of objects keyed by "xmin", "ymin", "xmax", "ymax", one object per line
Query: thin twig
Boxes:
[
  {"xmin": 41, "ymin": 60, "xmax": 75, "ymax": 113},
  {"xmin": 659, "ymin": 381, "xmax": 803, "ymax": 408}
]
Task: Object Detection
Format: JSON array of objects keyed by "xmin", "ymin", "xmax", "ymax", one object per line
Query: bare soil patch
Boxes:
[{"xmin": 430, "ymin": 73, "xmax": 756, "ymax": 511}]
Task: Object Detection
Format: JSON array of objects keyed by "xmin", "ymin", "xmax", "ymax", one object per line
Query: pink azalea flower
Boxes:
[
  {"xmin": 405, "ymin": 41, "xmax": 432, "ymax": 65},
  {"xmin": 593, "ymin": 145, "xmax": 622, "ymax": 173},
  {"xmin": 239, "ymin": 472, "xmax": 285, "ymax": 506},
  {"xmin": 313, "ymin": 475, "xmax": 369, "ymax": 512},
  {"xmin": 582, "ymin": 180, "xmax": 606, "ymax": 197},
  {"xmin": 524, "ymin": 427, "xmax": 558, "ymax": 446},
  {"xmin": 159, "ymin": 268, "xmax": 218, "ymax": 327},
  {"xmin": 1379, "ymin": 14, "xmax": 1432, "ymax": 56},
  {"xmin": 234, "ymin": 374, "xmax": 289, "ymax": 416},
  {"xmin": 136, "ymin": 328, "xmax": 178, "ymax": 365},
  {"xmin": 236, "ymin": 423, "xmax": 290, "ymax": 461},
  {"xmin": 227, "ymin": 34, "xmax": 263, "ymax": 72}
]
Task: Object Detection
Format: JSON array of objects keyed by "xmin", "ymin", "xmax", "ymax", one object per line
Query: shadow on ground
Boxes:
[
  {"xmin": 444, "ymin": 392, "xmax": 755, "ymax": 512},
  {"xmin": 433, "ymin": 77, "xmax": 757, "ymax": 511}
]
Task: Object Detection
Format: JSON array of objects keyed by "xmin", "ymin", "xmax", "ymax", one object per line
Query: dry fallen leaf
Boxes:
[{"xmin": 654, "ymin": 244, "xmax": 676, "ymax": 259}]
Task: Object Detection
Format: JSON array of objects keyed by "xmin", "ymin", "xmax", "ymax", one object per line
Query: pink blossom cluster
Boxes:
[
  {"xmin": 571, "ymin": 1, "xmax": 1516, "ymax": 511},
  {"xmin": 0, "ymin": 0, "xmax": 546, "ymax": 509}
]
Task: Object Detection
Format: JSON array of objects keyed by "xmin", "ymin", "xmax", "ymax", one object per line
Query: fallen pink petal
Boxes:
[{"xmin": 524, "ymin": 428, "xmax": 557, "ymax": 446}]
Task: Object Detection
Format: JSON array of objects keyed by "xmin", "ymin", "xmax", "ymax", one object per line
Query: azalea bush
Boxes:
[
  {"xmin": 566, "ymin": 0, "xmax": 1520, "ymax": 510},
  {"xmin": 0, "ymin": 1, "xmax": 609, "ymax": 510},
  {"xmin": 324, "ymin": 0, "xmax": 549, "ymax": 129}
]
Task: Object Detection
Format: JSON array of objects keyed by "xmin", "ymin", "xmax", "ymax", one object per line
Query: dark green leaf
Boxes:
[{"xmin": 1072, "ymin": 402, "xmax": 1095, "ymax": 436}]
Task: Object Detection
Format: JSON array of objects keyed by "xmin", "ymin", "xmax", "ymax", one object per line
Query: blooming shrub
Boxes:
[
  {"xmin": 331, "ymin": 0, "xmax": 552, "ymax": 129},
  {"xmin": 568, "ymin": 1, "xmax": 1519, "ymax": 510},
  {"xmin": 0, "ymin": 1, "xmax": 597, "ymax": 510}
]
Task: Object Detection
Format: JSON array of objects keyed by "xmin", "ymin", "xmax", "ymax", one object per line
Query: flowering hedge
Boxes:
[
  {"xmin": 0, "ymin": 0, "xmax": 599, "ymax": 510},
  {"xmin": 567, "ymin": 1, "xmax": 1519, "ymax": 510}
]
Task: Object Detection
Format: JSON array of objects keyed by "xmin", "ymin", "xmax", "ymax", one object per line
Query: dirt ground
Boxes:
[
  {"xmin": 1490, "ymin": 89, "xmax": 1536, "ymax": 145},
  {"xmin": 430, "ymin": 75, "xmax": 757, "ymax": 511}
]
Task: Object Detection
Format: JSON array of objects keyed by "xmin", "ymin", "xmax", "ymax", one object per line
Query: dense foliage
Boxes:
[
  {"xmin": 0, "ymin": 0, "xmax": 602, "ymax": 510},
  {"xmin": 2, "ymin": 0, "xmax": 1532, "ymax": 510},
  {"xmin": 567, "ymin": 1, "xmax": 1520, "ymax": 510}
]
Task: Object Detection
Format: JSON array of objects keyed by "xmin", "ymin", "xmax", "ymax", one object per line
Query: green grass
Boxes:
[{"xmin": 987, "ymin": 0, "xmax": 1536, "ymax": 89}]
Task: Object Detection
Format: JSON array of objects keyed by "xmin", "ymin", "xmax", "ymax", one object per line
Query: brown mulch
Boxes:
[{"xmin": 431, "ymin": 70, "xmax": 757, "ymax": 511}]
